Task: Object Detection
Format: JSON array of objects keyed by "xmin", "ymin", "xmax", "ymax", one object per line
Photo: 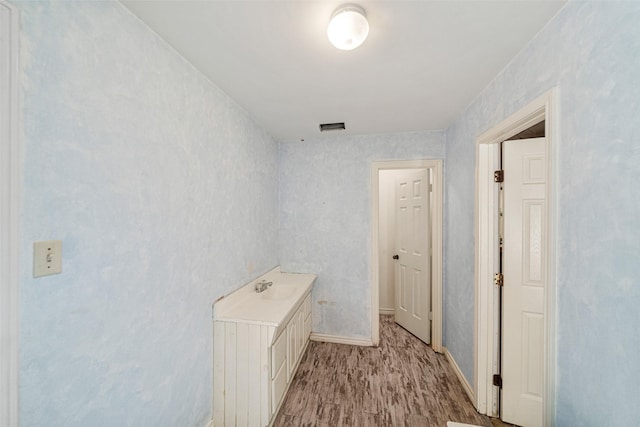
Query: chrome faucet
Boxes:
[{"xmin": 255, "ymin": 280, "xmax": 273, "ymax": 293}]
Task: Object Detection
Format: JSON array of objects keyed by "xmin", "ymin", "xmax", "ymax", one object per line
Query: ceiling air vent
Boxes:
[{"xmin": 319, "ymin": 122, "xmax": 346, "ymax": 132}]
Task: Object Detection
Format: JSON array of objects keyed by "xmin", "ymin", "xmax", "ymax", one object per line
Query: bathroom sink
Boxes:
[
  {"xmin": 260, "ymin": 286, "xmax": 296, "ymax": 301},
  {"xmin": 214, "ymin": 268, "xmax": 316, "ymax": 325}
]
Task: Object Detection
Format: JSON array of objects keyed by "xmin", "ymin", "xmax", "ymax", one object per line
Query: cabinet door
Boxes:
[
  {"xmin": 287, "ymin": 318, "xmax": 298, "ymax": 379},
  {"xmin": 302, "ymin": 294, "xmax": 312, "ymax": 343},
  {"xmin": 303, "ymin": 294, "xmax": 311, "ymax": 319},
  {"xmin": 297, "ymin": 309, "xmax": 305, "ymax": 356},
  {"xmin": 304, "ymin": 312, "xmax": 311, "ymax": 343},
  {"xmin": 271, "ymin": 359, "xmax": 288, "ymax": 414},
  {"xmin": 271, "ymin": 331, "xmax": 287, "ymax": 380}
]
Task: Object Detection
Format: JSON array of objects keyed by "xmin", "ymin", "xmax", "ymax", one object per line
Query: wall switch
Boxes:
[{"xmin": 33, "ymin": 240, "xmax": 62, "ymax": 277}]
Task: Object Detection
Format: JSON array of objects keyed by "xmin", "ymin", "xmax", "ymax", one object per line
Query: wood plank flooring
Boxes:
[{"xmin": 273, "ymin": 315, "xmax": 500, "ymax": 427}]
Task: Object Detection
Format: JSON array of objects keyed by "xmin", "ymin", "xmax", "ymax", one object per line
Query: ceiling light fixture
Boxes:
[{"xmin": 327, "ymin": 4, "xmax": 369, "ymax": 51}]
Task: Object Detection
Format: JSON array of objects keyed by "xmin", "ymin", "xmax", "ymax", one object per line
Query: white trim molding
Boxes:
[
  {"xmin": 370, "ymin": 159, "xmax": 443, "ymax": 352},
  {"xmin": 310, "ymin": 333, "xmax": 374, "ymax": 347},
  {"xmin": 0, "ymin": 2, "xmax": 20, "ymax": 426},
  {"xmin": 444, "ymin": 347, "xmax": 475, "ymax": 404},
  {"xmin": 378, "ymin": 308, "xmax": 395, "ymax": 316},
  {"xmin": 474, "ymin": 89, "xmax": 558, "ymax": 425}
]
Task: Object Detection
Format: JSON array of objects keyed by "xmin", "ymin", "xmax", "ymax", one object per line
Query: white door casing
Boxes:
[
  {"xmin": 474, "ymin": 89, "xmax": 557, "ymax": 426},
  {"xmin": 0, "ymin": 2, "xmax": 20, "ymax": 426},
  {"xmin": 501, "ymin": 138, "xmax": 546, "ymax": 427},
  {"xmin": 394, "ymin": 169, "xmax": 431, "ymax": 344}
]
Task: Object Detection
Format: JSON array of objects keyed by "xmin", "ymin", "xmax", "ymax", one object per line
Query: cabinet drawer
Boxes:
[
  {"xmin": 271, "ymin": 331, "xmax": 287, "ymax": 379},
  {"xmin": 271, "ymin": 360, "xmax": 288, "ymax": 414}
]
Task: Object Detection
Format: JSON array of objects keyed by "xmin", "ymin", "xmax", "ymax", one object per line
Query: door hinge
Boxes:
[
  {"xmin": 493, "ymin": 374, "xmax": 502, "ymax": 388},
  {"xmin": 494, "ymin": 170, "xmax": 504, "ymax": 182},
  {"xmin": 494, "ymin": 273, "xmax": 504, "ymax": 287}
]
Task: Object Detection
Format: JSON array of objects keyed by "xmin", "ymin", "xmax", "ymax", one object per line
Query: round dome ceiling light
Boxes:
[{"xmin": 327, "ymin": 4, "xmax": 369, "ymax": 51}]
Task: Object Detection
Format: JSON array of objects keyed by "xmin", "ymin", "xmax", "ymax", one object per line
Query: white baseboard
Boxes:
[
  {"xmin": 310, "ymin": 333, "xmax": 374, "ymax": 347},
  {"xmin": 444, "ymin": 347, "xmax": 475, "ymax": 404},
  {"xmin": 379, "ymin": 308, "xmax": 395, "ymax": 315}
]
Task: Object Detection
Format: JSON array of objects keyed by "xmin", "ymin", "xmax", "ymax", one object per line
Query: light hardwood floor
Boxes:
[{"xmin": 274, "ymin": 315, "xmax": 510, "ymax": 427}]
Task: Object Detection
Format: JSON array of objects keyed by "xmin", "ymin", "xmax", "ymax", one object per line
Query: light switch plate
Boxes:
[{"xmin": 33, "ymin": 240, "xmax": 62, "ymax": 277}]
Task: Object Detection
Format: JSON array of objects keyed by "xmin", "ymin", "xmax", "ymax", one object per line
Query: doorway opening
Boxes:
[
  {"xmin": 370, "ymin": 160, "xmax": 443, "ymax": 353},
  {"xmin": 474, "ymin": 90, "xmax": 557, "ymax": 426}
]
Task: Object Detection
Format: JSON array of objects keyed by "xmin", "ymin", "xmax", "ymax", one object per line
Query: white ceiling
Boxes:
[{"xmin": 120, "ymin": 1, "xmax": 566, "ymax": 142}]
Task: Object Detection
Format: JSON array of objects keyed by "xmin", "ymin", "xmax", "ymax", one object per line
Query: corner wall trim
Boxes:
[
  {"xmin": 0, "ymin": 3, "xmax": 20, "ymax": 427},
  {"xmin": 310, "ymin": 333, "xmax": 374, "ymax": 347},
  {"xmin": 444, "ymin": 347, "xmax": 475, "ymax": 404}
]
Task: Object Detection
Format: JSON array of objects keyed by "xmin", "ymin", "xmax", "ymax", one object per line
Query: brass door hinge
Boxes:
[
  {"xmin": 494, "ymin": 273, "xmax": 504, "ymax": 287},
  {"xmin": 494, "ymin": 170, "xmax": 504, "ymax": 182}
]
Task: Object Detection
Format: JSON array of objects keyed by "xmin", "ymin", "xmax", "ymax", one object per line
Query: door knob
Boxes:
[{"xmin": 392, "ymin": 255, "xmax": 399, "ymax": 260}]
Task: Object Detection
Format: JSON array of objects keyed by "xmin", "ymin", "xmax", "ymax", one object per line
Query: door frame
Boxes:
[
  {"xmin": 0, "ymin": 2, "xmax": 20, "ymax": 426},
  {"xmin": 371, "ymin": 159, "xmax": 443, "ymax": 352},
  {"xmin": 474, "ymin": 89, "xmax": 558, "ymax": 425}
]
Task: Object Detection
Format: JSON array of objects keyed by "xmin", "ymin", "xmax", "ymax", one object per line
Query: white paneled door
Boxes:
[
  {"xmin": 502, "ymin": 138, "xmax": 546, "ymax": 427},
  {"xmin": 394, "ymin": 169, "xmax": 431, "ymax": 344}
]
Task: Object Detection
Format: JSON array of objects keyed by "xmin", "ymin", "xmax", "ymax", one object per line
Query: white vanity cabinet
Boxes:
[{"xmin": 213, "ymin": 268, "xmax": 315, "ymax": 427}]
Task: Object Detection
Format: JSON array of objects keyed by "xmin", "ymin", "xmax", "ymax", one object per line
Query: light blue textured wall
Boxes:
[
  {"xmin": 279, "ymin": 132, "xmax": 445, "ymax": 338},
  {"xmin": 444, "ymin": 2, "xmax": 640, "ymax": 425},
  {"xmin": 17, "ymin": 2, "xmax": 278, "ymax": 426}
]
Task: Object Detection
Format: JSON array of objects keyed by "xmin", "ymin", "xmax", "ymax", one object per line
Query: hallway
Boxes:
[{"xmin": 273, "ymin": 315, "xmax": 496, "ymax": 426}]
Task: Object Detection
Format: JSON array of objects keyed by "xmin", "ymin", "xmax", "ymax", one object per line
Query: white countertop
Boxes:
[{"xmin": 214, "ymin": 267, "xmax": 316, "ymax": 327}]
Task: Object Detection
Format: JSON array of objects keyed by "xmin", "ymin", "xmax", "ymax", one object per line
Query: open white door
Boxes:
[
  {"xmin": 393, "ymin": 169, "xmax": 430, "ymax": 344},
  {"xmin": 501, "ymin": 137, "xmax": 546, "ymax": 427}
]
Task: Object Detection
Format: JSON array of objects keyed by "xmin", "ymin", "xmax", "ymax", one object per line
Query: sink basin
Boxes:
[
  {"xmin": 260, "ymin": 286, "xmax": 296, "ymax": 301},
  {"xmin": 214, "ymin": 268, "xmax": 316, "ymax": 325}
]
